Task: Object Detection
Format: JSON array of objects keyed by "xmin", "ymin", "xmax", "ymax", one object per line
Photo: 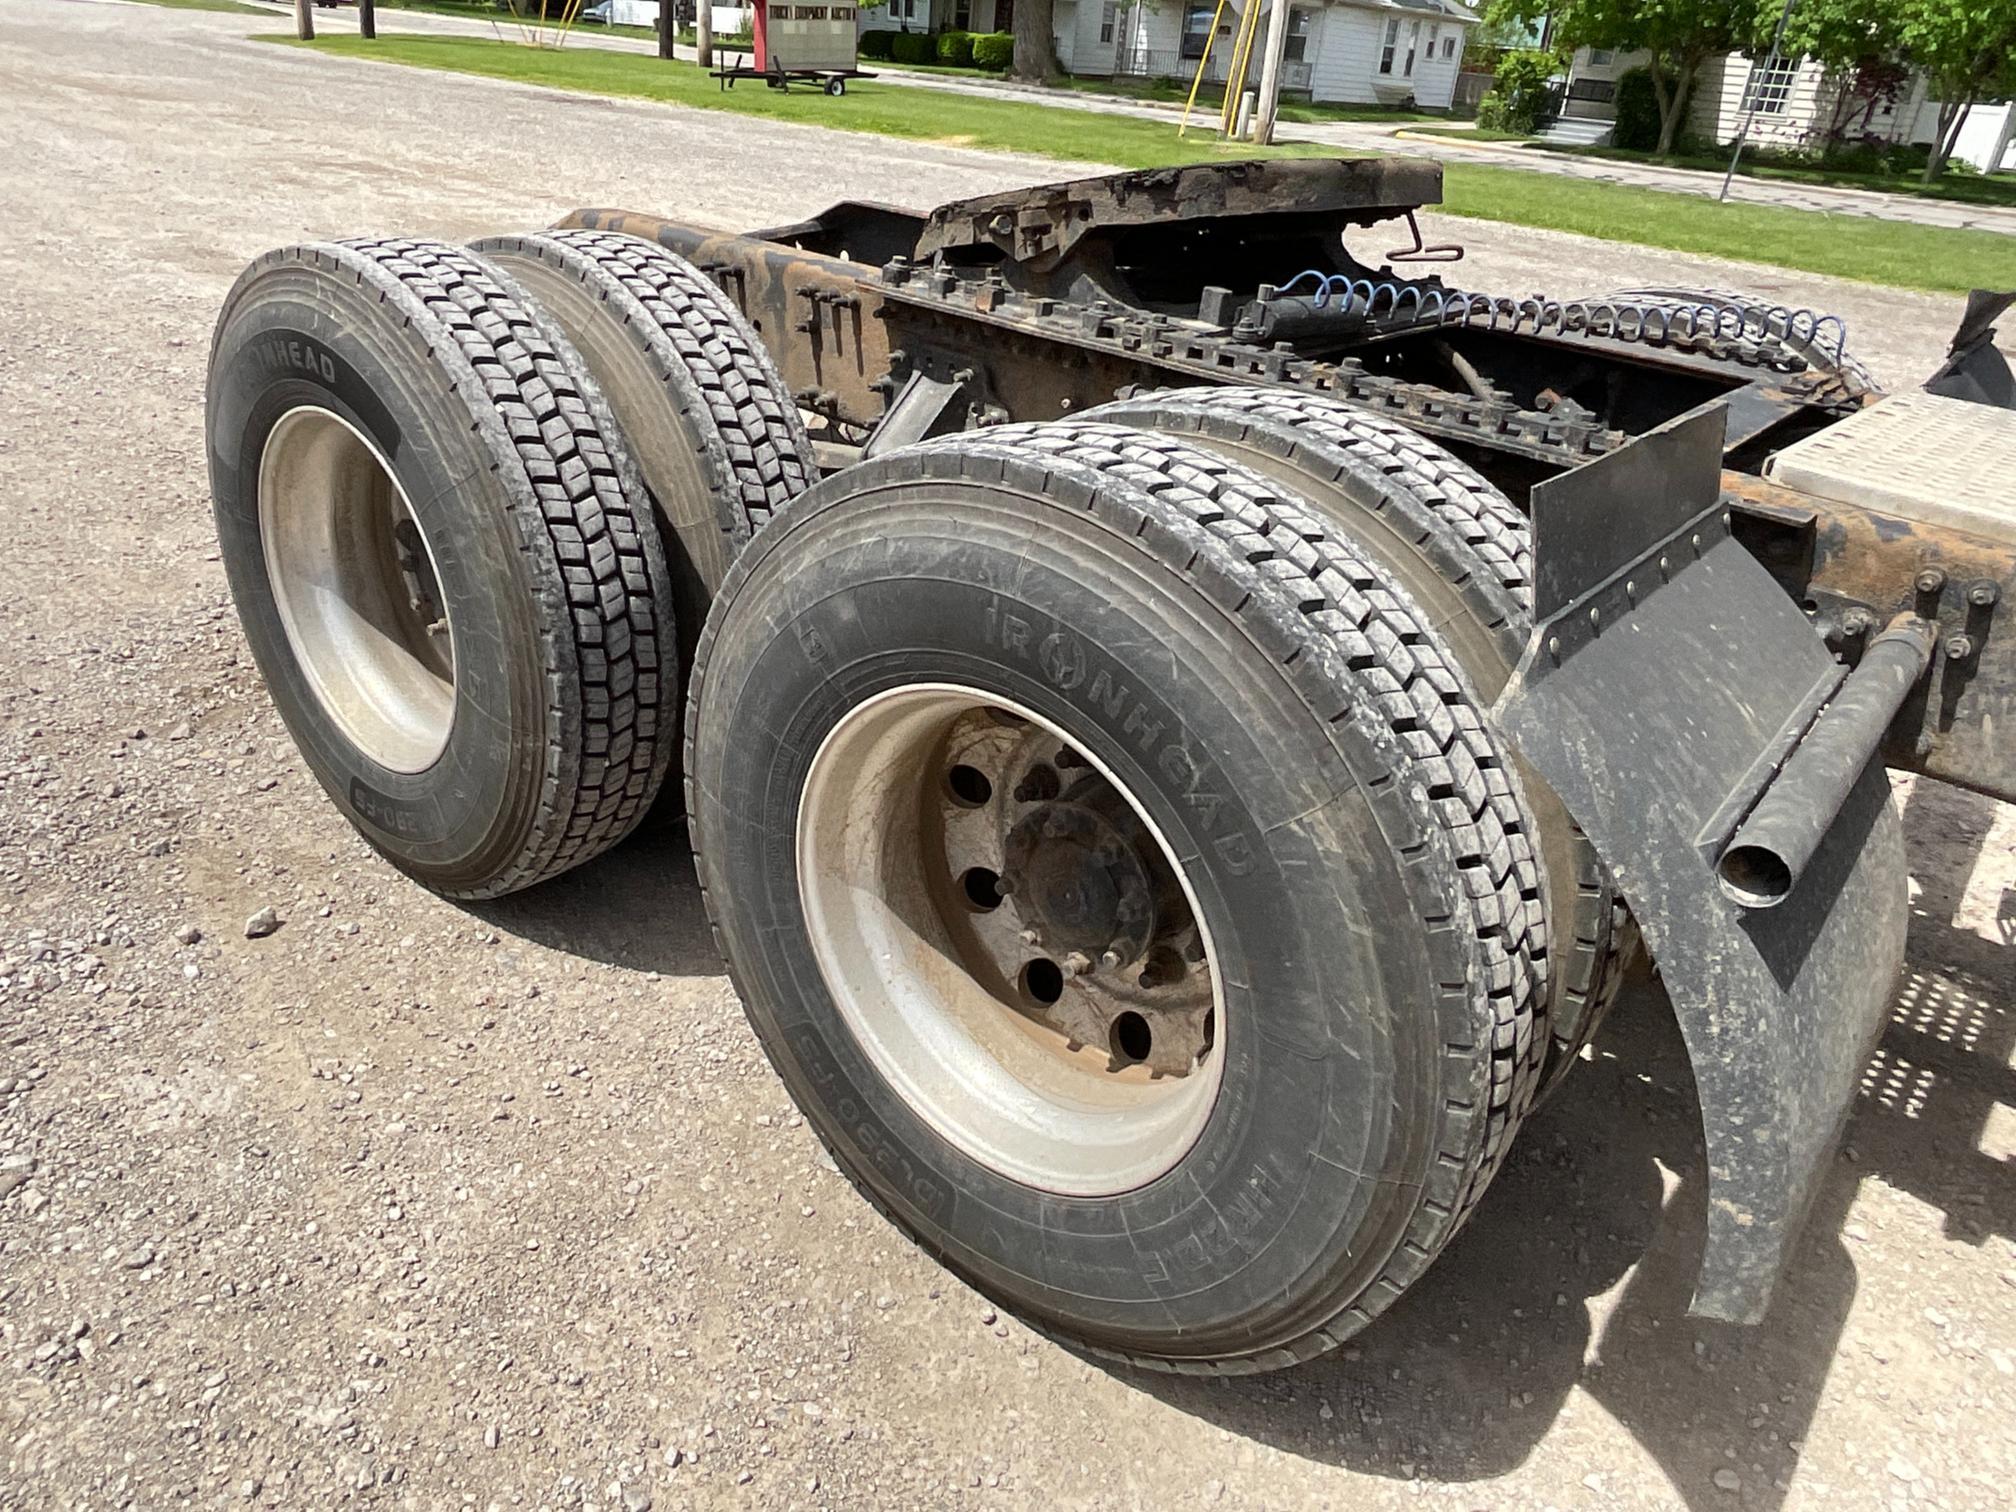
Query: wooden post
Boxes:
[
  {"xmin": 1252, "ymin": 0, "xmax": 1292, "ymax": 145},
  {"xmin": 359, "ymin": 0, "xmax": 376, "ymax": 39},
  {"xmin": 697, "ymin": 0, "xmax": 713, "ymax": 68},
  {"xmin": 294, "ymin": 0, "xmax": 314, "ymax": 41},
  {"xmin": 659, "ymin": 0, "xmax": 675, "ymax": 58}
]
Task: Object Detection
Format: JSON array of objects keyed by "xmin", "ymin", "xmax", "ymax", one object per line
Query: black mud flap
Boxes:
[{"xmin": 1493, "ymin": 404, "xmax": 1908, "ymax": 1323}]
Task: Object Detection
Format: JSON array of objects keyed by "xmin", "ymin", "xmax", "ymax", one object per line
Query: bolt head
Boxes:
[
  {"xmin": 1916, "ymin": 568, "xmax": 1947, "ymax": 595},
  {"xmin": 1968, "ymin": 581, "xmax": 2000, "ymax": 608},
  {"xmin": 1946, "ymin": 635, "xmax": 1975, "ymax": 662},
  {"xmin": 1018, "ymin": 927, "xmax": 1042, "ymax": 947},
  {"xmin": 1100, "ymin": 949, "xmax": 1122, "ymax": 971},
  {"xmin": 1063, "ymin": 951, "xmax": 1093, "ymax": 976}
]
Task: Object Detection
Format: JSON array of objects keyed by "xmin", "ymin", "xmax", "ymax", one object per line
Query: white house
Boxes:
[
  {"xmin": 1557, "ymin": 46, "xmax": 1951, "ymax": 153},
  {"xmin": 865, "ymin": 0, "xmax": 1476, "ymax": 109}
]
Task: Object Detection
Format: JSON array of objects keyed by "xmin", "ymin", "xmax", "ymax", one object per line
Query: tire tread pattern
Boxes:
[
  {"xmin": 688, "ymin": 421, "xmax": 1550, "ymax": 1374},
  {"xmin": 537, "ymin": 228, "xmax": 817, "ymax": 540},
  {"xmin": 332, "ymin": 237, "xmax": 672, "ymax": 894},
  {"xmin": 1104, "ymin": 388, "xmax": 1633, "ymax": 1073}
]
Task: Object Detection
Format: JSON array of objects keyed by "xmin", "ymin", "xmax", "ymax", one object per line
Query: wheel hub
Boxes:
[
  {"xmin": 794, "ymin": 684, "xmax": 1226, "ymax": 1195},
  {"xmin": 1003, "ymin": 791, "xmax": 1157, "ymax": 968}
]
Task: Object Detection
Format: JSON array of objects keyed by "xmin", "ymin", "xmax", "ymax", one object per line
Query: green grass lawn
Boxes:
[
  {"xmin": 280, "ymin": 33, "xmax": 2014, "ymax": 292},
  {"xmin": 278, "ymin": 33, "xmax": 1336, "ymax": 168},
  {"xmin": 1533, "ymin": 141, "xmax": 2016, "ymax": 211}
]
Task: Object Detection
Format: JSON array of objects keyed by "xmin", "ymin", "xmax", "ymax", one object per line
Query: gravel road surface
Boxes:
[{"xmin": 3, "ymin": 4, "xmax": 2012, "ymax": 1510}]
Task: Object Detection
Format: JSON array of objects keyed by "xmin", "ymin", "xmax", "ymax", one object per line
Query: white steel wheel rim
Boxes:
[
  {"xmin": 795, "ymin": 683, "xmax": 1226, "ymax": 1197},
  {"xmin": 257, "ymin": 405, "xmax": 456, "ymax": 774}
]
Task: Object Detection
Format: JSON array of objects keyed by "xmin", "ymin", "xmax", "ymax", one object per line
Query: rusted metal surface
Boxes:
[
  {"xmin": 913, "ymin": 158, "xmax": 1442, "ymax": 270},
  {"xmin": 1725, "ymin": 472, "xmax": 2013, "ymax": 803},
  {"xmin": 555, "ymin": 174, "xmax": 2009, "ymax": 806},
  {"xmin": 559, "ymin": 209, "xmax": 894, "ymax": 428}
]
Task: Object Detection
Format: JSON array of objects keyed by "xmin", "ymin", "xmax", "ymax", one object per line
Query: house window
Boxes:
[
  {"xmin": 952, "ymin": 0, "xmax": 972, "ymax": 30},
  {"xmin": 1403, "ymin": 19, "xmax": 1419, "ymax": 77},
  {"xmin": 1181, "ymin": 3, "xmax": 1215, "ymax": 59},
  {"xmin": 1747, "ymin": 55, "xmax": 1798, "ymax": 115},
  {"xmin": 1283, "ymin": 7, "xmax": 1312, "ymax": 63},
  {"xmin": 1098, "ymin": 0, "xmax": 1116, "ymax": 43},
  {"xmin": 1378, "ymin": 18, "xmax": 1397, "ymax": 74},
  {"xmin": 1442, "ymin": 33, "xmax": 1455, "ymax": 60},
  {"xmin": 1426, "ymin": 23, "xmax": 1438, "ymax": 64}
]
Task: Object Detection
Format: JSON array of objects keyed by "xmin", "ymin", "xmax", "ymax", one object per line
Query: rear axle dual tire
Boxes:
[
  {"xmin": 207, "ymin": 239, "xmax": 677, "ymax": 897},
  {"xmin": 687, "ymin": 422, "xmax": 1549, "ymax": 1372},
  {"xmin": 1086, "ymin": 388, "xmax": 1635, "ymax": 1081}
]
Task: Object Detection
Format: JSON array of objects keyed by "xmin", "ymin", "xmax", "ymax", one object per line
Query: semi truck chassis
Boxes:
[{"xmin": 206, "ymin": 157, "xmax": 2014, "ymax": 1373}]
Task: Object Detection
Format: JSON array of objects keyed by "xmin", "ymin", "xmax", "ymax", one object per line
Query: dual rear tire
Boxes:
[
  {"xmin": 214, "ymin": 238, "xmax": 1613, "ymax": 1369},
  {"xmin": 686, "ymin": 421, "xmax": 1553, "ymax": 1371},
  {"xmin": 207, "ymin": 231, "xmax": 813, "ymax": 896}
]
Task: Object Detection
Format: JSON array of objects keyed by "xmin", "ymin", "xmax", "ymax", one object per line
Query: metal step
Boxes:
[{"xmin": 1764, "ymin": 390, "xmax": 2016, "ymax": 536}]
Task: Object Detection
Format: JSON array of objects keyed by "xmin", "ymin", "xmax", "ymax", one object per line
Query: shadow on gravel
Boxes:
[
  {"xmin": 1125, "ymin": 777, "xmax": 2015, "ymax": 1511},
  {"xmin": 466, "ymin": 814, "xmax": 722, "ymax": 978}
]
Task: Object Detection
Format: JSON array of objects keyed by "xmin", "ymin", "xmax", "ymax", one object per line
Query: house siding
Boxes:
[
  {"xmin": 1562, "ymin": 45, "xmax": 1949, "ymax": 149},
  {"xmin": 926, "ymin": 0, "xmax": 1471, "ymax": 106}
]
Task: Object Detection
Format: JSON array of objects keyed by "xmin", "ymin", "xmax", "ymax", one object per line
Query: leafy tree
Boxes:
[
  {"xmin": 1786, "ymin": 0, "xmax": 2016, "ymax": 182},
  {"xmin": 1489, "ymin": 0, "xmax": 1767, "ymax": 156},
  {"xmin": 1895, "ymin": 0, "xmax": 2016, "ymax": 182}
]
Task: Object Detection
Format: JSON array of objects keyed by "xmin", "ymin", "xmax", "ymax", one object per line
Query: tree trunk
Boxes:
[
  {"xmin": 359, "ymin": 0, "xmax": 375, "ymax": 39},
  {"xmin": 1647, "ymin": 58, "xmax": 1672, "ymax": 147},
  {"xmin": 658, "ymin": 0, "xmax": 675, "ymax": 58},
  {"xmin": 697, "ymin": 0, "xmax": 712, "ymax": 68},
  {"xmin": 1922, "ymin": 97, "xmax": 1969, "ymax": 184},
  {"xmin": 294, "ymin": 0, "xmax": 314, "ymax": 41},
  {"xmin": 1655, "ymin": 54, "xmax": 1697, "ymax": 158},
  {"xmin": 1011, "ymin": 0, "xmax": 1057, "ymax": 82}
]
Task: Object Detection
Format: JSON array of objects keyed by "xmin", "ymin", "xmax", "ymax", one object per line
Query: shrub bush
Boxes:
[
  {"xmin": 889, "ymin": 31, "xmax": 934, "ymax": 64},
  {"xmin": 972, "ymin": 31, "xmax": 1013, "ymax": 70},
  {"xmin": 1611, "ymin": 67, "xmax": 1661, "ymax": 151},
  {"xmin": 1477, "ymin": 90, "xmax": 1529, "ymax": 134},
  {"xmin": 858, "ymin": 29, "xmax": 894, "ymax": 60},
  {"xmin": 936, "ymin": 29, "xmax": 974, "ymax": 66},
  {"xmin": 1488, "ymin": 47, "xmax": 1554, "ymax": 132}
]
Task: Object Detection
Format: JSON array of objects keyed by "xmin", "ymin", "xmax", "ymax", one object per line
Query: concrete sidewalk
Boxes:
[{"xmin": 271, "ymin": 1, "xmax": 2014, "ymax": 236}]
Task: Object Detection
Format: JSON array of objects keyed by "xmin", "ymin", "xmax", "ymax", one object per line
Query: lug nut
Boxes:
[
  {"xmin": 1064, "ymin": 951, "xmax": 1093, "ymax": 976},
  {"xmin": 1100, "ymin": 948, "xmax": 1122, "ymax": 970},
  {"xmin": 1019, "ymin": 927, "xmax": 1043, "ymax": 946}
]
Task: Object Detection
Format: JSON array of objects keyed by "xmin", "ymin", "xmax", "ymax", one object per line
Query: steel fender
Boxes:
[{"xmin": 1493, "ymin": 405, "xmax": 1908, "ymax": 1322}]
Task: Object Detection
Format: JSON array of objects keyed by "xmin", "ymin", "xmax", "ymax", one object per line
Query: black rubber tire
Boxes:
[
  {"xmin": 206, "ymin": 239, "xmax": 676, "ymax": 898},
  {"xmin": 1085, "ymin": 388, "xmax": 1634, "ymax": 1084},
  {"xmin": 687, "ymin": 422, "xmax": 1548, "ymax": 1373},
  {"xmin": 470, "ymin": 229, "xmax": 817, "ymax": 679},
  {"xmin": 1587, "ymin": 285, "xmax": 1883, "ymax": 397}
]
